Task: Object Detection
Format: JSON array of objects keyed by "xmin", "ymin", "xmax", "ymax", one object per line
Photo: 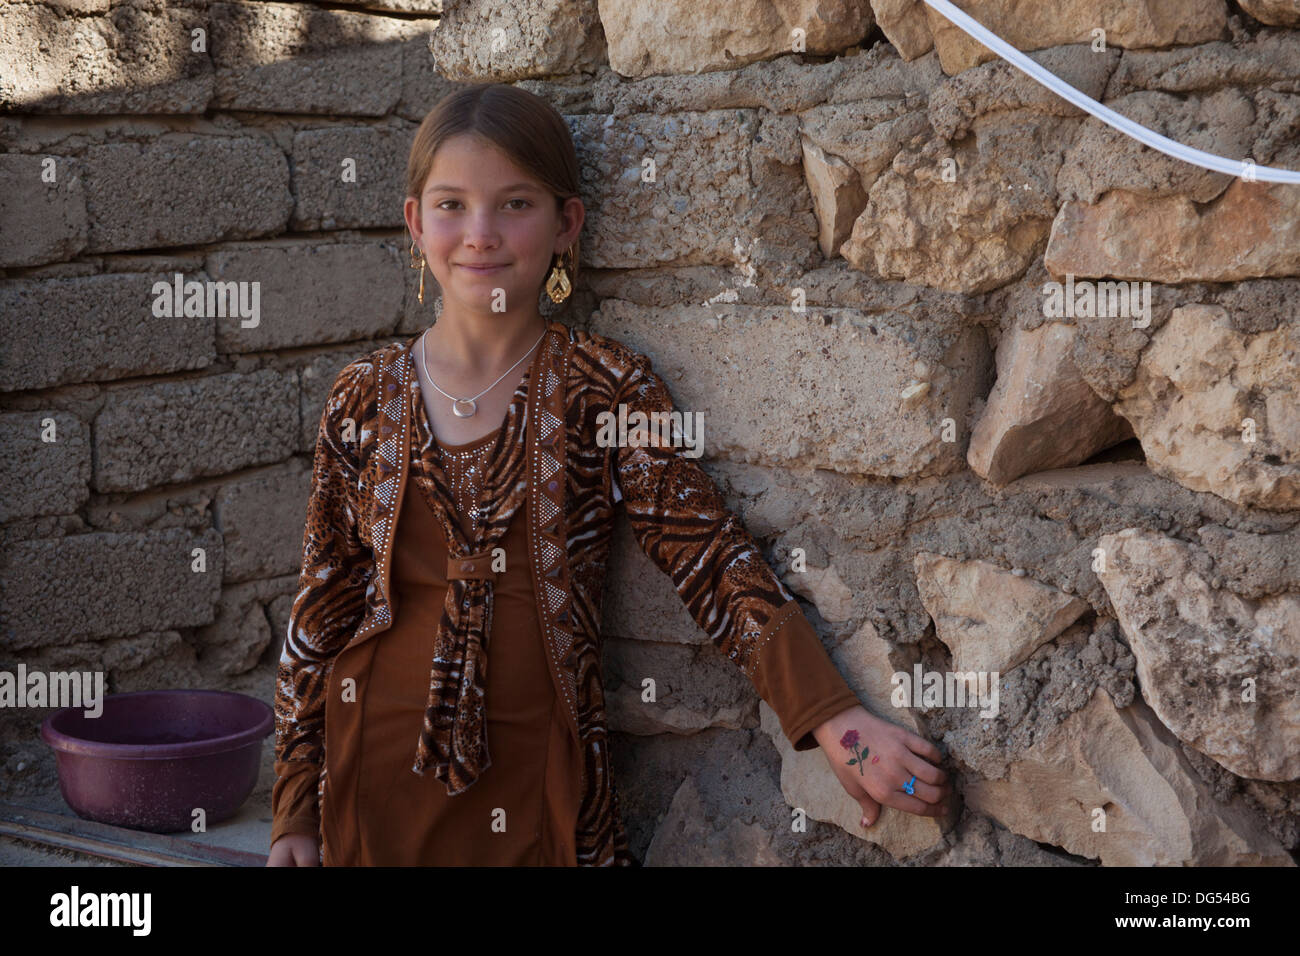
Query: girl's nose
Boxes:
[{"xmin": 462, "ymin": 214, "xmax": 502, "ymax": 245}]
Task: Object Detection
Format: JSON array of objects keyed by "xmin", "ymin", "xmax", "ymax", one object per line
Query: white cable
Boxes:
[{"xmin": 919, "ymin": 0, "xmax": 1300, "ymax": 184}]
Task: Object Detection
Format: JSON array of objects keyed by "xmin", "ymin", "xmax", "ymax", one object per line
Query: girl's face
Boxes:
[{"xmin": 404, "ymin": 133, "xmax": 583, "ymax": 318}]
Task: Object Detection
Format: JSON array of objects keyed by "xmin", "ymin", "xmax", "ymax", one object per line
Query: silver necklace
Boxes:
[{"xmin": 418, "ymin": 324, "xmax": 547, "ymax": 418}]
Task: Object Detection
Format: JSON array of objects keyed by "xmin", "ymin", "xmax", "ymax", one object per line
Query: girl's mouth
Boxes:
[{"xmin": 458, "ymin": 263, "xmax": 507, "ymax": 274}]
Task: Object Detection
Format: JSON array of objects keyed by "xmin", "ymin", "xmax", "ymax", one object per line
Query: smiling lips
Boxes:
[{"xmin": 458, "ymin": 262, "xmax": 508, "ymax": 272}]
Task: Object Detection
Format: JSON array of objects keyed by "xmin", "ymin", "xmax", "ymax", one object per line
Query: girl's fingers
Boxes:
[
  {"xmin": 855, "ymin": 791, "xmax": 883, "ymax": 828},
  {"xmin": 883, "ymin": 771, "xmax": 945, "ymax": 807},
  {"xmin": 877, "ymin": 789, "xmax": 946, "ymax": 818},
  {"xmin": 900, "ymin": 728, "xmax": 944, "ymax": 765},
  {"xmin": 901, "ymin": 750, "xmax": 949, "ymax": 790}
]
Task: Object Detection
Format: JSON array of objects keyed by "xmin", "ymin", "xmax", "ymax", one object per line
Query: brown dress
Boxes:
[{"xmin": 274, "ymin": 386, "xmax": 584, "ymax": 866}]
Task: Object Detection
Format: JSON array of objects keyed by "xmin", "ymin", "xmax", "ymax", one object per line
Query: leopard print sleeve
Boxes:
[
  {"xmin": 274, "ymin": 358, "xmax": 375, "ymax": 769},
  {"xmin": 609, "ymin": 350, "xmax": 797, "ymax": 679}
]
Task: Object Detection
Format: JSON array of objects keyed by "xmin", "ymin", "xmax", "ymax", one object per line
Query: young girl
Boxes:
[{"xmin": 268, "ymin": 84, "xmax": 953, "ymax": 867}]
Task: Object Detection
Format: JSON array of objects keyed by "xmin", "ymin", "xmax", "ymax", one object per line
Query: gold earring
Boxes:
[
  {"xmin": 408, "ymin": 238, "xmax": 427, "ymax": 305},
  {"xmin": 545, "ymin": 245, "xmax": 574, "ymax": 304}
]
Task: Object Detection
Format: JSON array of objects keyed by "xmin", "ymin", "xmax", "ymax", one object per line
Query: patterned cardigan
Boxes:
[{"xmin": 274, "ymin": 319, "xmax": 860, "ymax": 865}]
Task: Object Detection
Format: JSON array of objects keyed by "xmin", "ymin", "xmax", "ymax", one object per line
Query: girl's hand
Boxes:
[
  {"xmin": 267, "ymin": 833, "xmax": 322, "ymax": 866},
  {"xmin": 812, "ymin": 704, "xmax": 956, "ymax": 829}
]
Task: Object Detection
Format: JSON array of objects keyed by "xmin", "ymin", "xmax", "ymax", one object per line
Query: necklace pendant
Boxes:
[{"xmin": 452, "ymin": 398, "xmax": 477, "ymax": 418}]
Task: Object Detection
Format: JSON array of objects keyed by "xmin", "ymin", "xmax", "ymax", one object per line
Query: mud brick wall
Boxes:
[{"xmin": 1, "ymin": 0, "xmax": 1297, "ymax": 865}]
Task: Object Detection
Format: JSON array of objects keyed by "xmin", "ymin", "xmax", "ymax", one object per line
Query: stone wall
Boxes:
[{"xmin": 1, "ymin": 0, "xmax": 1297, "ymax": 865}]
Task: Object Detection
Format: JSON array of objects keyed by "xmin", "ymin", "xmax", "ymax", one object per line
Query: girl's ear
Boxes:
[{"xmin": 403, "ymin": 196, "xmax": 423, "ymax": 243}]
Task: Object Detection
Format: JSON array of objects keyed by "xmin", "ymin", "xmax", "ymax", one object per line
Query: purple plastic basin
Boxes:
[{"xmin": 40, "ymin": 689, "xmax": 273, "ymax": 834}]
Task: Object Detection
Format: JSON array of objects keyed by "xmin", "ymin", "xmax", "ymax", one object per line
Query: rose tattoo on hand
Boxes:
[{"xmin": 839, "ymin": 728, "xmax": 870, "ymax": 775}]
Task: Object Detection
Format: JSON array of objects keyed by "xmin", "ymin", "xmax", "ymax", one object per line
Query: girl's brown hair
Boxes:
[{"xmin": 406, "ymin": 83, "xmax": 582, "ymax": 289}]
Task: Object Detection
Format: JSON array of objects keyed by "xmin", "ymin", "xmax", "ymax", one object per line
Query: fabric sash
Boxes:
[{"xmin": 407, "ymin": 337, "xmax": 540, "ymax": 794}]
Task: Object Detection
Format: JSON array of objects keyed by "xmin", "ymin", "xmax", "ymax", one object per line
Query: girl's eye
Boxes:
[{"xmin": 436, "ymin": 199, "xmax": 531, "ymax": 211}]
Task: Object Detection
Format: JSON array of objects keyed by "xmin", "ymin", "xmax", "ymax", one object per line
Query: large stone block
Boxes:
[
  {"xmin": 192, "ymin": 578, "xmax": 290, "ymax": 677},
  {"xmin": 1112, "ymin": 304, "xmax": 1300, "ymax": 510},
  {"xmin": 93, "ymin": 369, "xmax": 298, "ymax": 494},
  {"xmin": 842, "ymin": 111, "xmax": 1073, "ymax": 293},
  {"xmin": 923, "ymin": 0, "xmax": 1227, "ymax": 76},
  {"xmin": 643, "ymin": 773, "xmax": 788, "ymax": 866},
  {"xmin": 0, "ymin": 273, "xmax": 213, "ymax": 393},
  {"xmin": 925, "ymin": 43, "xmax": 1115, "ymax": 141},
  {"xmin": 796, "ymin": 96, "xmax": 930, "ymax": 257},
  {"xmin": 0, "ymin": 528, "xmax": 224, "ymax": 648},
  {"xmin": 396, "ymin": 27, "xmax": 461, "ymax": 122},
  {"xmin": 967, "ymin": 320, "xmax": 1133, "ymax": 484},
  {"xmin": 870, "ymin": 0, "xmax": 933, "ymax": 59},
  {"xmin": 914, "ymin": 552, "xmax": 1090, "ymax": 675},
  {"xmin": 572, "ymin": 109, "xmax": 818, "ymax": 271},
  {"xmin": 13, "ymin": 631, "xmax": 203, "ymax": 703},
  {"xmin": 290, "ymin": 126, "xmax": 413, "ymax": 230},
  {"xmin": 0, "ymin": 411, "xmax": 91, "ymax": 524},
  {"xmin": 215, "ymin": 464, "xmax": 313, "ymax": 583},
  {"xmin": 590, "ymin": 301, "xmax": 990, "ymax": 478},
  {"xmin": 963, "ymin": 687, "xmax": 1291, "ymax": 865},
  {"xmin": 430, "ymin": 0, "xmax": 605, "ymax": 82},
  {"xmin": 1097, "ymin": 527, "xmax": 1300, "ymax": 782},
  {"xmin": 331, "ymin": 0, "xmax": 443, "ymax": 11},
  {"xmin": 1045, "ymin": 177, "xmax": 1300, "ymax": 284},
  {"xmin": 206, "ymin": 240, "xmax": 405, "ymax": 353},
  {"xmin": 210, "ymin": 2, "xmax": 407, "ymax": 115},
  {"xmin": 602, "ymin": 0, "xmax": 874, "ymax": 78},
  {"xmin": 1239, "ymin": 0, "xmax": 1300, "ymax": 26},
  {"xmin": 601, "ymin": 513, "xmax": 708, "ymax": 644},
  {"xmin": 0, "ymin": 1, "xmax": 211, "ymax": 113},
  {"xmin": 0, "ymin": 154, "xmax": 87, "ymax": 268},
  {"xmin": 82, "ymin": 137, "xmax": 292, "ymax": 253}
]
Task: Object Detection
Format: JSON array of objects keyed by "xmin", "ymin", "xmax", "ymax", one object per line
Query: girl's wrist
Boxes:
[{"xmin": 813, "ymin": 702, "xmax": 870, "ymax": 749}]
